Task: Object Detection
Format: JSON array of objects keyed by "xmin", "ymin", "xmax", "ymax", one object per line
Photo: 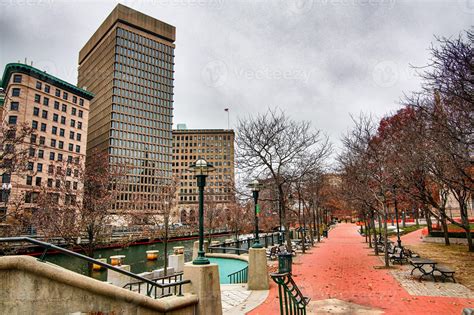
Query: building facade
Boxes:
[
  {"xmin": 78, "ymin": 4, "xmax": 176, "ymax": 214},
  {"xmin": 0, "ymin": 63, "xmax": 93, "ymax": 226},
  {"xmin": 172, "ymin": 128, "xmax": 235, "ymax": 224}
]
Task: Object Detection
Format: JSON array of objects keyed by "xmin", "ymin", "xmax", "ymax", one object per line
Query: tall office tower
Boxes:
[
  {"xmin": 78, "ymin": 4, "xmax": 176, "ymax": 214},
  {"xmin": 172, "ymin": 128, "xmax": 235, "ymax": 224},
  {"xmin": 0, "ymin": 63, "xmax": 93, "ymax": 224}
]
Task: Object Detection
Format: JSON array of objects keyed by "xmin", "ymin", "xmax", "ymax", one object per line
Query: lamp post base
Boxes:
[
  {"xmin": 193, "ymin": 251, "xmax": 210, "ymax": 265},
  {"xmin": 252, "ymin": 242, "xmax": 263, "ymax": 249}
]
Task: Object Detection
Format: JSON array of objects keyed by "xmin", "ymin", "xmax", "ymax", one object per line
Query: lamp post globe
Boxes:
[
  {"xmin": 248, "ymin": 179, "xmax": 263, "ymax": 248},
  {"xmin": 189, "ymin": 158, "xmax": 215, "ymax": 265}
]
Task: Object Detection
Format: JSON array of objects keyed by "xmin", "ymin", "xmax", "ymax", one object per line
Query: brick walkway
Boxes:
[{"xmin": 248, "ymin": 223, "xmax": 474, "ymax": 315}]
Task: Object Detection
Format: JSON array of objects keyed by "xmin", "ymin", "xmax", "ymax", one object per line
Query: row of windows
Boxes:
[
  {"xmin": 115, "ymin": 54, "xmax": 173, "ymax": 81},
  {"xmin": 114, "ymin": 77, "xmax": 172, "ymax": 98},
  {"xmin": 112, "ymin": 95, "xmax": 172, "ymax": 115},
  {"xmin": 29, "ymin": 145, "xmax": 81, "ymax": 160},
  {"xmin": 110, "ymin": 138, "xmax": 168, "ymax": 154},
  {"xmin": 32, "ymin": 108, "xmax": 83, "ymax": 130},
  {"xmin": 112, "ymin": 87, "xmax": 172, "ymax": 107},
  {"xmin": 114, "ymin": 62, "xmax": 173, "ymax": 90},
  {"xmin": 11, "ymin": 75, "xmax": 85, "ymax": 106},
  {"xmin": 115, "ymin": 44, "xmax": 173, "ymax": 72},
  {"xmin": 111, "ymin": 121, "xmax": 172, "ymax": 139},
  {"xmin": 175, "ymin": 135, "xmax": 232, "ymax": 141},
  {"xmin": 111, "ymin": 112, "xmax": 171, "ymax": 129},
  {"xmin": 116, "ymin": 27, "xmax": 174, "ymax": 57},
  {"xmin": 108, "ymin": 147, "xmax": 170, "ymax": 163},
  {"xmin": 110, "ymin": 130, "xmax": 172, "ymax": 147},
  {"xmin": 25, "ymin": 175, "xmax": 79, "ymax": 190},
  {"xmin": 114, "ymin": 70, "xmax": 172, "ymax": 93},
  {"xmin": 33, "ymin": 93, "xmax": 84, "ymax": 116},
  {"xmin": 111, "ymin": 104, "xmax": 171, "ymax": 124}
]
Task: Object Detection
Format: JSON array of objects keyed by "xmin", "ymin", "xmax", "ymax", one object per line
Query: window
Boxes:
[
  {"xmin": 71, "ymin": 108, "xmax": 77, "ymax": 115},
  {"xmin": 67, "ymin": 156, "xmax": 73, "ymax": 163},
  {"xmin": 76, "ymin": 133, "xmax": 81, "ymax": 141},
  {"xmin": 49, "ymin": 152, "xmax": 55, "ymax": 160},
  {"xmin": 44, "ymin": 85, "xmax": 50, "ymax": 93},
  {"xmin": 48, "ymin": 165, "xmax": 54, "ymax": 174},
  {"xmin": 10, "ymin": 102, "xmax": 19, "ymax": 111},
  {"xmin": 52, "ymin": 126, "xmax": 57, "ymax": 135},
  {"xmin": 60, "ymin": 116, "xmax": 66, "ymax": 124},
  {"xmin": 43, "ymin": 97, "xmax": 49, "ymax": 106},
  {"xmin": 33, "ymin": 107, "xmax": 39, "ymax": 116},
  {"xmin": 37, "ymin": 163, "xmax": 43, "ymax": 172},
  {"xmin": 26, "ymin": 176, "xmax": 32, "ymax": 185},
  {"xmin": 77, "ymin": 121, "xmax": 82, "ymax": 130},
  {"xmin": 34, "ymin": 94, "xmax": 41, "ymax": 103},
  {"xmin": 35, "ymin": 177, "xmax": 42, "ymax": 186},
  {"xmin": 47, "ymin": 178, "xmax": 53, "ymax": 187},
  {"xmin": 40, "ymin": 123, "xmax": 47, "ymax": 132},
  {"xmin": 30, "ymin": 135, "xmax": 37, "ymax": 144},
  {"xmin": 63, "ymin": 92, "xmax": 68, "ymax": 100},
  {"xmin": 38, "ymin": 149, "xmax": 44, "ymax": 158},
  {"xmin": 62, "ymin": 104, "xmax": 67, "ymax": 112},
  {"xmin": 54, "ymin": 101, "xmax": 60, "ymax": 110},
  {"xmin": 55, "ymin": 89, "xmax": 61, "ymax": 97},
  {"xmin": 27, "ymin": 162, "xmax": 34, "ymax": 171},
  {"xmin": 58, "ymin": 153, "xmax": 63, "ymax": 161},
  {"xmin": 69, "ymin": 131, "xmax": 75, "ymax": 140},
  {"xmin": 41, "ymin": 110, "xmax": 48, "ymax": 119},
  {"xmin": 36, "ymin": 81, "xmax": 42, "ymax": 90},
  {"xmin": 32, "ymin": 121, "xmax": 38, "ymax": 129},
  {"xmin": 70, "ymin": 119, "xmax": 76, "ymax": 127},
  {"xmin": 53, "ymin": 114, "xmax": 58, "ymax": 122},
  {"xmin": 39, "ymin": 136, "xmax": 45, "ymax": 145},
  {"xmin": 79, "ymin": 99, "xmax": 84, "ymax": 106},
  {"xmin": 72, "ymin": 96, "xmax": 77, "ymax": 103},
  {"xmin": 12, "ymin": 88, "xmax": 20, "ymax": 97},
  {"xmin": 66, "ymin": 168, "xmax": 72, "ymax": 176},
  {"xmin": 75, "ymin": 145, "xmax": 80, "ymax": 153},
  {"xmin": 8, "ymin": 116, "xmax": 17, "ymax": 125},
  {"xmin": 73, "ymin": 182, "xmax": 78, "ymax": 190},
  {"xmin": 50, "ymin": 139, "xmax": 56, "ymax": 147},
  {"xmin": 60, "ymin": 128, "xmax": 65, "ymax": 137},
  {"xmin": 78, "ymin": 110, "xmax": 83, "ymax": 118},
  {"xmin": 74, "ymin": 157, "xmax": 79, "ymax": 164},
  {"xmin": 68, "ymin": 143, "xmax": 73, "ymax": 151},
  {"xmin": 13, "ymin": 74, "xmax": 22, "ymax": 83},
  {"xmin": 29, "ymin": 147, "xmax": 35, "ymax": 157},
  {"xmin": 58, "ymin": 141, "xmax": 64, "ymax": 149}
]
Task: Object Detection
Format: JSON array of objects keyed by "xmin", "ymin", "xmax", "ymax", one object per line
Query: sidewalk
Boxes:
[{"xmin": 248, "ymin": 223, "xmax": 473, "ymax": 315}]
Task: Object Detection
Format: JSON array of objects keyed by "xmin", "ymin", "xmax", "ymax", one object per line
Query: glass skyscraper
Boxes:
[{"xmin": 78, "ymin": 4, "xmax": 175, "ymax": 214}]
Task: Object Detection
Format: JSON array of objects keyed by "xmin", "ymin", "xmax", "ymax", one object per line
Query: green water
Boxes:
[
  {"xmin": 208, "ymin": 257, "xmax": 248, "ymax": 284},
  {"xmin": 43, "ymin": 236, "xmax": 230, "ymax": 281}
]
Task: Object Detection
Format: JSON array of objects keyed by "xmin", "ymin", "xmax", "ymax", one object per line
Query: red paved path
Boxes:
[{"xmin": 249, "ymin": 223, "xmax": 473, "ymax": 315}]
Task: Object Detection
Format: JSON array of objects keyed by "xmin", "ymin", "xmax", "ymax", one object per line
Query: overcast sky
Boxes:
[{"xmin": 0, "ymin": 0, "xmax": 472, "ymax": 158}]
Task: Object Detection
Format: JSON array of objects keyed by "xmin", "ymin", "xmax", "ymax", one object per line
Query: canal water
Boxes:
[{"xmin": 43, "ymin": 235, "xmax": 232, "ymax": 281}]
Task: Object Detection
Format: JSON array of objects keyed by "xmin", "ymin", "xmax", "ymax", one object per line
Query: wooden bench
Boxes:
[
  {"xmin": 389, "ymin": 247, "xmax": 408, "ymax": 265},
  {"xmin": 434, "ymin": 266, "xmax": 456, "ymax": 283}
]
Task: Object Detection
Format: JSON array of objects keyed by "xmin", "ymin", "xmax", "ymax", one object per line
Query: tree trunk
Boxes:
[
  {"xmin": 371, "ymin": 215, "xmax": 378, "ymax": 255},
  {"xmin": 459, "ymin": 200, "xmax": 473, "ymax": 252},
  {"xmin": 316, "ymin": 207, "xmax": 321, "ymax": 242},
  {"xmin": 366, "ymin": 218, "xmax": 371, "ymax": 247},
  {"xmin": 424, "ymin": 207, "xmax": 433, "ymax": 234},
  {"xmin": 440, "ymin": 214, "xmax": 450, "ymax": 246},
  {"xmin": 383, "ymin": 207, "xmax": 389, "ymax": 267}
]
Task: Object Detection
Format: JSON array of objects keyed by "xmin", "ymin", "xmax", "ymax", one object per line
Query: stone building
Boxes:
[
  {"xmin": 0, "ymin": 63, "xmax": 93, "ymax": 227},
  {"xmin": 78, "ymin": 4, "xmax": 175, "ymax": 215},
  {"xmin": 172, "ymin": 128, "xmax": 235, "ymax": 224}
]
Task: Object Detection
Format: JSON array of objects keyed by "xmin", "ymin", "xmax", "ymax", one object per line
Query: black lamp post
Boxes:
[
  {"xmin": 392, "ymin": 186, "xmax": 402, "ymax": 249},
  {"xmin": 1, "ymin": 182, "xmax": 12, "ymax": 222},
  {"xmin": 248, "ymin": 179, "xmax": 263, "ymax": 248},
  {"xmin": 189, "ymin": 159, "xmax": 215, "ymax": 265}
]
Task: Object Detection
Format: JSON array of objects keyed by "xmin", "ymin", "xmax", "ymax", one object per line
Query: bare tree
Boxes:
[{"xmin": 237, "ymin": 108, "xmax": 331, "ymax": 249}]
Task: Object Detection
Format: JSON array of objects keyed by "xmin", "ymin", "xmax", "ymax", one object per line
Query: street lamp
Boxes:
[
  {"xmin": 189, "ymin": 159, "xmax": 215, "ymax": 265},
  {"xmin": 1, "ymin": 182, "xmax": 12, "ymax": 222},
  {"xmin": 392, "ymin": 186, "xmax": 402, "ymax": 249},
  {"xmin": 247, "ymin": 179, "xmax": 264, "ymax": 248}
]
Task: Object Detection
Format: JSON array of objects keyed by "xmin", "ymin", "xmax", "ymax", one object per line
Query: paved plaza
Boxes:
[{"xmin": 249, "ymin": 223, "xmax": 474, "ymax": 315}]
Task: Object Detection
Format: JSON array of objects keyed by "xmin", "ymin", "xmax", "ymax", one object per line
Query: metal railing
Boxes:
[
  {"xmin": 270, "ymin": 272, "xmax": 310, "ymax": 315},
  {"xmin": 0, "ymin": 237, "xmax": 190, "ymax": 299},
  {"xmin": 208, "ymin": 247, "xmax": 249, "ymax": 255},
  {"xmin": 227, "ymin": 266, "xmax": 248, "ymax": 284},
  {"xmin": 208, "ymin": 232, "xmax": 280, "ymax": 255},
  {"xmin": 123, "ymin": 272, "xmax": 186, "ymax": 299}
]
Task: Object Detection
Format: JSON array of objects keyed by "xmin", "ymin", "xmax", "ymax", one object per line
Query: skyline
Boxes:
[{"xmin": 0, "ymin": 0, "xmax": 472, "ymax": 157}]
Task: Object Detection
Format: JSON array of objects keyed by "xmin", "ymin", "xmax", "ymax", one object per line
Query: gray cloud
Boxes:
[{"xmin": 1, "ymin": 0, "xmax": 472, "ymax": 161}]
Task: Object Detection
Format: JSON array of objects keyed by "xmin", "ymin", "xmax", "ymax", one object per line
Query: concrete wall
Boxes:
[{"xmin": 0, "ymin": 256, "xmax": 197, "ymax": 315}]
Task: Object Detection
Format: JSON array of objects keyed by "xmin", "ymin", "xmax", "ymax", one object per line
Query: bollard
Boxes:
[{"xmin": 146, "ymin": 250, "xmax": 159, "ymax": 261}]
